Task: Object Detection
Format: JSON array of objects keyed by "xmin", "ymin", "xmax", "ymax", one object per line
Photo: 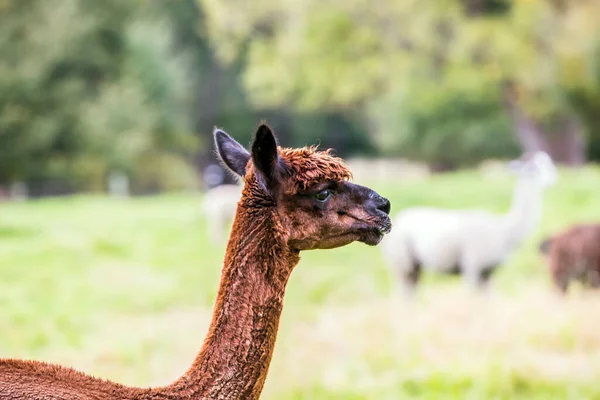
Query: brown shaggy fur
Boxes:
[
  {"xmin": 278, "ymin": 147, "xmax": 352, "ymax": 194},
  {"xmin": 0, "ymin": 123, "xmax": 391, "ymax": 400},
  {"xmin": 541, "ymin": 224, "xmax": 600, "ymax": 293}
]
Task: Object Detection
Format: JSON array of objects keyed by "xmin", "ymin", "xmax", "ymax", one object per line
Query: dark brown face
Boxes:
[
  {"xmin": 278, "ymin": 181, "xmax": 391, "ymax": 250},
  {"xmin": 213, "ymin": 122, "xmax": 392, "ymax": 252}
]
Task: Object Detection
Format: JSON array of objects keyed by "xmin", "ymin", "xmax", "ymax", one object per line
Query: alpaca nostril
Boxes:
[{"xmin": 378, "ymin": 198, "xmax": 391, "ymax": 215}]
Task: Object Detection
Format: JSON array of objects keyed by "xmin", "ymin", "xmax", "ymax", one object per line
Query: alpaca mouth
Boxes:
[
  {"xmin": 361, "ymin": 218, "xmax": 392, "ymax": 246},
  {"xmin": 346, "ymin": 213, "xmax": 392, "ymax": 235},
  {"xmin": 378, "ymin": 218, "xmax": 392, "ymax": 235}
]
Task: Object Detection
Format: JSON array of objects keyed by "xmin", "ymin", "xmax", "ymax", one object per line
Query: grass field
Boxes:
[{"xmin": 1, "ymin": 166, "xmax": 600, "ymax": 399}]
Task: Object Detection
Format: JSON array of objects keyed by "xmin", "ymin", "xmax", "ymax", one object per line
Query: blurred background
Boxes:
[
  {"xmin": 2, "ymin": 0, "xmax": 600, "ymax": 195},
  {"xmin": 1, "ymin": 0, "xmax": 600, "ymax": 398}
]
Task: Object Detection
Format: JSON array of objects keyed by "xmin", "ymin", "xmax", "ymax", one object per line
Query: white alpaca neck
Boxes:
[{"xmin": 504, "ymin": 177, "xmax": 544, "ymax": 247}]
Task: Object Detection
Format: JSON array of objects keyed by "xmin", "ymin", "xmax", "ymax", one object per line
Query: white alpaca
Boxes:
[
  {"xmin": 382, "ymin": 151, "xmax": 557, "ymax": 294},
  {"xmin": 201, "ymin": 183, "xmax": 242, "ymax": 243}
]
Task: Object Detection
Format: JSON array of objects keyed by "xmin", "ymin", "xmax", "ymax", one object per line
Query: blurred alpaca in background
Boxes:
[
  {"xmin": 382, "ymin": 151, "xmax": 557, "ymax": 295},
  {"xmin": 539, "ymin": 224, "xmax": 600, "ymax": 293},
  {"xmin": 201, "ymin": 183, "xmax": 242, "ymax": 243}
]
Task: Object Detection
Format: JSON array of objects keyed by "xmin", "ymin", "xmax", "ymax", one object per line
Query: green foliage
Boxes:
[
  {"xmin": 200, "ymin": 0, "xmax": 600, "ymax": 165},
  {"xmin": 371, "ymin": 86, "xmax": 518, "ymax": 168},
  {"xmin": 0, "ymin": 0, "xmax": 198, "ymax": 189},
  {"xmin": 2, "ymin": 0, "xmax": 600, "ymax": 183}
]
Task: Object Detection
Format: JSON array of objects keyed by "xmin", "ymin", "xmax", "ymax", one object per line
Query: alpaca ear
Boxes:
[
  {"xmin": 214, "ymin": 128, "xmax": 251, "ymax": 177},
  {"xmin": 251, "ymin": 123, "xmax": 281, "ymax": 187}
]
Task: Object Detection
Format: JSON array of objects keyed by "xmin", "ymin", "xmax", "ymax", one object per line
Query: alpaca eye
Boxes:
[{"xmin": 314, "ymin": 189, "xmax": 331, "ymax": 202}]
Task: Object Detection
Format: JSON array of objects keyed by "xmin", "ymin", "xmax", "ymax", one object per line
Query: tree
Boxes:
[
  {"xmin": 199, "ymin": 0, "xmax": 600, "ymax": 165},
  {"xmin": 0, "ymin": 0, "xmax": 199, "ymax": 190}
]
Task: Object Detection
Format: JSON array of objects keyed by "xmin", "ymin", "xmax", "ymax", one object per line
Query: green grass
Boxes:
[{"xmin": 1, "ymin": 166, "xmax": 600, "ymax": 399}]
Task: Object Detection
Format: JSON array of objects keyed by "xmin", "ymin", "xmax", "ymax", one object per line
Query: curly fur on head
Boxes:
[{"xmin": 279, "ymin": 146, "xmax": 353, "ymax": 194}]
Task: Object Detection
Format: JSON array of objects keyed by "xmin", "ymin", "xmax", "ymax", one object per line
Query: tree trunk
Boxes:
[
  {"xmin": 544, "ymin": 117, "xmax": 586, "ymax": 166},
  {"xmin": 502, "ymin": 82, "xmax": 586, "ymax": 166}
]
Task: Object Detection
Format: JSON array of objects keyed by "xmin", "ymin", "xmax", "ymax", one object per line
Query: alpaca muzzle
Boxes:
[{"xmin": 369, "ymin": 193, "xmax": 392, "ymax": 235}]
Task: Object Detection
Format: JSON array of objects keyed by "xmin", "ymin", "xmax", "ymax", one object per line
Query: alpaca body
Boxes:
[
  {"xmin": 383, "ymin": 151, "xmax": 556, "ymax": 292},
  {"xmin": 0, "ymin": 361, "xmax": 139, "ymax": 400},
  {"xmin": 540, "ymin": 224, "xmax": 600, "ymax": 292},
  {"xmin": 386, "ymin": 208, "xmax": 513, "ymax": 274},
  {"xmin": 0, "ymin": 123, "xmax": 391, "ymax": 399}
]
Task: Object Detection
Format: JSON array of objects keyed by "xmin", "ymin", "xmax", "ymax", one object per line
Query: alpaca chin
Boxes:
[
  {"xmin": 360, "ymin": 229, "xmax": 386, "ymax": 246},
  {"xmin": 360, "ymin": 216, "xmax": 392, "ymax": 246}
]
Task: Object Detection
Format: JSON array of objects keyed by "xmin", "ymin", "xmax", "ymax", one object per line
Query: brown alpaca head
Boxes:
[{"xmin": 214, "ymin": 123, "xmax": 392, "ymax": 250}]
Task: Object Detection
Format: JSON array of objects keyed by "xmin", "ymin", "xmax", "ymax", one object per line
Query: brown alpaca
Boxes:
[
  {"xmin": 540, "ymin": 224, "xmax": 600, "ymax": 293},
  {"xmin": 0, "ymin": 123, "xmax": 392, "ymax": 399}
]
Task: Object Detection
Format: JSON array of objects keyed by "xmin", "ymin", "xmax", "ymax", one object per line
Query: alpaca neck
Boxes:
[
  {"xmin": 165, "ymin": 197, "xmax": 299, "ymax": 399},
  {"xmin": 505, "ymin": 177, "xmax": 543, "ymax": 247}
]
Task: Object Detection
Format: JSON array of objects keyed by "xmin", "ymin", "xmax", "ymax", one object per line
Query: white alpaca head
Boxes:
[{"xmin": 508, "ymin": 151, "xmax": 557, "ymax": 188}]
